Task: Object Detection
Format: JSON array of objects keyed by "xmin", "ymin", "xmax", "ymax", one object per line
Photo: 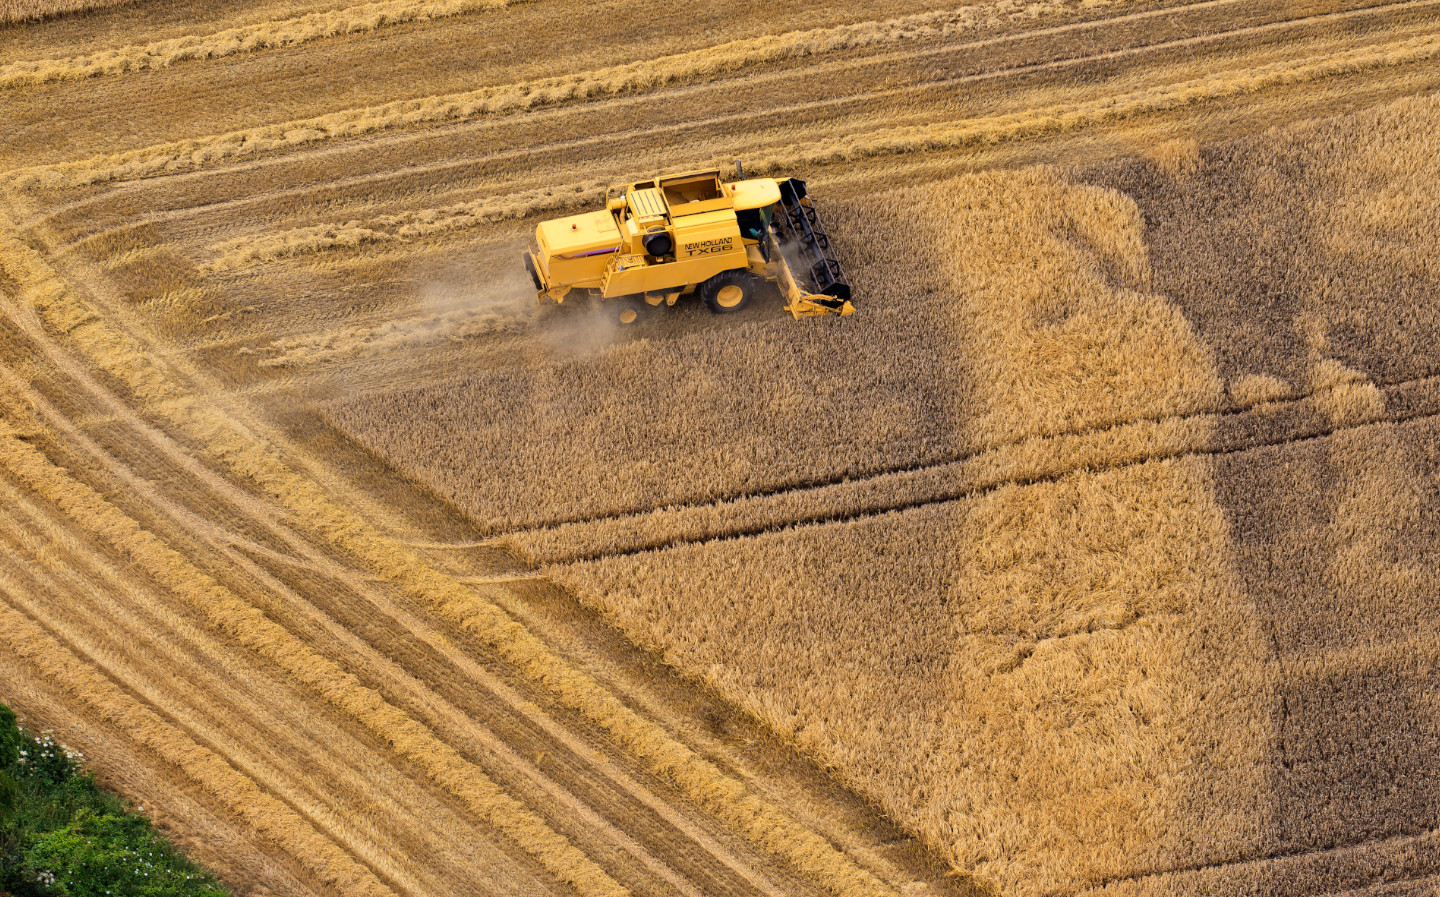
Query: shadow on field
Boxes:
[
  {"xmin": 1089, "ymin": 100, "xmax": 1440, "ymax": 392},
  {"xmin": 1211, "ymin": 428, "xmax": 1440, "ymax": 883},
  {"xmin": 1082, "ymin": 100, "xmax": 1440, "ymax": 892}
]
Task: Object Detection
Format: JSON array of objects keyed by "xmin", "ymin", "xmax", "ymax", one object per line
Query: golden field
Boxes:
[
  {"xmin": 2, "ymin": 0, "xmax": 1439, "ymax": 896},
  {"xmin": 0, "ymin": 0, "xmax": 131, "ymax": 24}
]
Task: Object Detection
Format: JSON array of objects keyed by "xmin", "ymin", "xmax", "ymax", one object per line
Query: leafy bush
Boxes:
[{"xmin": 0, "ymin": 703, "xmax": 226, "ymax": 897}]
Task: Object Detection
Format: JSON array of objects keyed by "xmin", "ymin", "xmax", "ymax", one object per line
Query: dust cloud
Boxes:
[
  {"xmin": 533, "ymin": 297, "xmax": 632, "ymax": 359},
  {"xmin": 257, "ymin": 266, "xmax": 534, "ymax": 370}
]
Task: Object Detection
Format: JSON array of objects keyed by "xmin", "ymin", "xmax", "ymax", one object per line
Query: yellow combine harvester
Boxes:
[{"xmin": 523, "ymin": 167, "xmax": 852, "ymax": 321}]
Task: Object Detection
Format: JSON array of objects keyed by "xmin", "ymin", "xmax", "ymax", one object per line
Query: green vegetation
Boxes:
[{"xmin": 0, "ymin": 703, "xmax": 227, "ymax": 897}]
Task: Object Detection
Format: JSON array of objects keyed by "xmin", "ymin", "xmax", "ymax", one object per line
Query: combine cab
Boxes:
[{"xmin": 523, "ymin": 167, "xmax": 852, "ymax": 321}]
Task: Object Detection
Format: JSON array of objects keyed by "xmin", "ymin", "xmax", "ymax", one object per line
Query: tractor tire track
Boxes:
[
  {"xmin": 0, "ymin": 512, "xmax": 434, "ymax": 897},
  {"xmin": 33, "ymin": 0, "xmax": 1428, "ymax": 249},
  {"xmin": 1075, "ymin": 823, "xmax": 1440, "ymax": 897},
  {"xmin": 0, "ymin": 471, "xmax": 545, "ymax": 897},
  {"xmin": 462, "ymin": 368, "xmax": 1440, "ymax": 554},
  {"xmin": 0, "ymin": 632, "xmax": 325, "ymax": 897},
  {"xmin": 0, "ymin": 0, "xmax": 529, "ymax": 90},
  {"xmin": 536, "ymin": 377, "xmax": 1440, "ymax": 565},
  {"xmin": 0, "ymin": 349, "xmax": 801, "ymax": 897},
  {"xmin": 0, "ymin": 210, "xmax": 940, "ymax": 897}
]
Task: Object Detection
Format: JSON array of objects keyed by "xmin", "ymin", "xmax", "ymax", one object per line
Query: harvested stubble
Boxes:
[
  {"xmin": 197, "ymin": 27, "xmax": 1440, "ymax": 276},
  {"xmin": 201, "ymin": 180, "xmax": 609, "ymax": 274},
  {"xmin": 0, "ymin": 559, "xmax": 395, "ymax": 897},
  {"xmin": 0, "ymin": 445, "xmax": 517, "ymax": 897},
  {"xmin": 17, "ymin": 20, "xmax": 1440, "ymax": 192},
  {"xmin": 0, "ymin": 221, "xmax": 632, "ymax": 897},
  {"xmin": 0, "ymin": 209, "xmax": 898, "ymax": 897},
  {"xmin": 0, "ymin": 0, "xmax": 132, "ymax": 24},
  {"xmin": 0, "ymin": 421, "xmax": 630, "ymax": 897},
  {"xmin": 0, "ymin": 0, "xmax": 523, "ymax": 88},
  {"xmin": 5, "ymin": 0, "xmax": 1120, "ymax": 190},
  {"xmin": 252, "ymin": 304, "xmax": 527, "ymax": 369}
]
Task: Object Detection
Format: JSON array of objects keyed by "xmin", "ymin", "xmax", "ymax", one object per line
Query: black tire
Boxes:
[
  {"xmin": 699, "ymin": 269, "xmax": 757, "ymax": 314},
  {"xmin": 523, "ymin": 252, "xmax": 543, "ymax": 291}
]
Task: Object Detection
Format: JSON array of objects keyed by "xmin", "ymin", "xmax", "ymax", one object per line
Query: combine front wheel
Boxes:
[{"xmin": 700, "ymin": 270, "xmax": 756, "ymax": 314}]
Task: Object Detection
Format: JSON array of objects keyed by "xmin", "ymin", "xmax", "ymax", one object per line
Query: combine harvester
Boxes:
[{"xmin": 524, "ymin": 166, "xmax": 852, "ymax": 321}]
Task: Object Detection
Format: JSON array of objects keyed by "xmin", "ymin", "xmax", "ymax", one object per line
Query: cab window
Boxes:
[{"xmin": 735, "ymin": 205, "xmax": 773, "ymax": 242}]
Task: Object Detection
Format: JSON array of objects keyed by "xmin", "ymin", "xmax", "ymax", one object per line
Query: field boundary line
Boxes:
[
  {"xmin": 0, "ymin": 239, "xmax": 632, "ymax": 897},
  {"xmin": 0, "ymin": 0, "xmax": 530, "ymax": 90},
  {"xmin": 1, "ymin": 352, "xmax": 768, "ymax": 897},
  {"xmin": 546, "ymin": 377, "xmax": 1440, "ymax": 563},
  {"xmin": 184, "ymin": 0, "xmax": 1440, "ymax": 273},
  {"xmin": 0, "ymin": 560, "xmax": 398, "ymax": 897},
  {"xmin": 1, "ymin": 0, "xmax": 1269, "ymax": 190},
  {"xmin": 0, "ymin": 492, "xmax": 430, "ymax": 897},
  {"xmin": 0, "ymin": 200, "xmax": 904, "ymax": 897},
  {"xmin": 0, "ymin": 353, "xmax": 634, "ymax": 897}
]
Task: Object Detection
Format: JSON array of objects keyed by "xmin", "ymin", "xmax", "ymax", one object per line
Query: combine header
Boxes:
[{"xmin": 524, "ymin": 166, "xmax": 852, "ymax": 321}]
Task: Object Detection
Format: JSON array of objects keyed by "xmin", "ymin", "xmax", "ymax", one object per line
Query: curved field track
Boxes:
[
  {"xmin": 2, "ymin": 0, "xmax": 1438, "ymax": 895},
  {"xmin": 0, "ymin": 210, "xmax": 971, "ymax": 897}
]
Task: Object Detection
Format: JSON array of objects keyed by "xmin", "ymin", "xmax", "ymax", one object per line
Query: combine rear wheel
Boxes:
[
  {"xmin": 523, "ymin": 252, "xmax": 543, "ymax": 291},
  {"xmin": 700, "ymin": 270, "xmax": 757, "ymax": 314}
]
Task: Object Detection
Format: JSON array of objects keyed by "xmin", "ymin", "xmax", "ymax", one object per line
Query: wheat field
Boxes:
[
  {"xmin": 2, "ymin": 0, "xmax": 1438, "ymax": 895},
  {"xmin": 0, "ymin": 0, "xmax": 133, "ymax": 24}
]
